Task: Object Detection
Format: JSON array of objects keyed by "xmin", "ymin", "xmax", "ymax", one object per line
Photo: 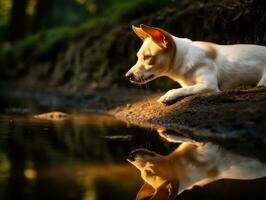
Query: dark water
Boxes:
[
  {"xmin": 0, "ymin": 93, "xmax": 266, "ymax": 200},
  {"xmin": 0, "ymin": 95, "xmax": 178, "ymax": 200}
]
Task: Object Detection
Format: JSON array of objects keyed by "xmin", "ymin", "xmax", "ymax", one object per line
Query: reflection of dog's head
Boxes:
[
  {"xmin": 127, "ymin": 147, "xmax": 182, "ymax": 200},
  {"xmin": 125, "ymin": 24, "xmax": 176, "ymax": 85},
  {"xmin": 127, "ymin": 142, "xmax": 212, "ymax": 200}
]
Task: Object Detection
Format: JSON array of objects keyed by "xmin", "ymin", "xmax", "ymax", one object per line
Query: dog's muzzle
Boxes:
[
  {"xmin": 125, "ymin": 72, "xmax": 155, "ymax": 84},
  {"xmin": 127, "ymin": 148, "xmax": 157, "ymax": 162}
]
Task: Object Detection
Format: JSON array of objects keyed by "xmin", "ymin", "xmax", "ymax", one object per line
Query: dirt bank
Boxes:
[
  {"xmin": 109, "ymin": 86, "xmax": 266, "ymax": 160},
  {"xmin": 1, "ymin": 85, "xmax": 265, "ymax": 159}
]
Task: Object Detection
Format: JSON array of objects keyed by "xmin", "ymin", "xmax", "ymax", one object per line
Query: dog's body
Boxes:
[
  {"xmin": 127, "ymin": 141, "xmax": 266, "ymax": 200},
  {"xmin": 126, "ymin": 24, "xmax": 266, "ymax": 104}
]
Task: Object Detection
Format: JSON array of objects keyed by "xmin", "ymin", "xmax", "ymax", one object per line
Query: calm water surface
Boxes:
[
  {"xmin": 0, "ymin": 94, "xmax": 265, "ymax": 200},
  {"xmin": 0, "ymin": 95, "xmax": 178, "ymax": 200}
]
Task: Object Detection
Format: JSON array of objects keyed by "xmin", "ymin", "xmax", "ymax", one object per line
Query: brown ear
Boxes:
[
  {"xmin": 136, "ymin": 182, "xmax": 155, "ymax": 200},
  {"xmin": 150, "ymin": 181, "xmax": 178, "ymax": 200},
  {"xmin": 140, "ymin": 24, "xmax": 169, "ymax": 48},
  {"xmin": 132, "ymin": 25, "xmax": 148, "ymax": 40}
]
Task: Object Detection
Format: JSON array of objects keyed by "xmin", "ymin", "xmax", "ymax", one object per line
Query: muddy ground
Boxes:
[
  {"xmin": 110, "ymin": 87, "xmax": 266, "ymax": 135},
  {"xmin": 103, "ymin": 86, "xmax": 266, "ymax": 160}
]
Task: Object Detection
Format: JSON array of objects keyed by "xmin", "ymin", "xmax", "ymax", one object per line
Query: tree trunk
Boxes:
[
  {"xmin": 8, "ymin": 0, "xmax": 29, "ymax": 42},
  {"xmin": 32, "ymin": 0, "xmax": 53, "ymax": 33}
]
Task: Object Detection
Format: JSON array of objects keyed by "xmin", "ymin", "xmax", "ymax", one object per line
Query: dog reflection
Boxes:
[{"xmin": 127, "ymin": 142, "xmax": 266, "ymax": 200}]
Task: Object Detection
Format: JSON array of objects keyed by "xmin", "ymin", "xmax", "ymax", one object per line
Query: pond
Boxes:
[
  {"xmin": 0, "ymin": 92, "xmax": 265, "ymax": 200},
  {"xmin": 0, "ymin": 94, "xmax": 178, "ymax": 200}
]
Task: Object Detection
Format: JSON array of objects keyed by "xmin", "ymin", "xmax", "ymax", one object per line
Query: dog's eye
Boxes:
[{"xmin": 143, "ymin": 55, "xmax": 152, "ymax": 60}]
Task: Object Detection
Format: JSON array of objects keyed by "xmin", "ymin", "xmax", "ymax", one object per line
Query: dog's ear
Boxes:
[
  {"xmin": 150, "ymin": 181, "xmax": 178, "ymax": 200},
  {"xmin": 140, "ymin": 24, "xmax": 168, "ymax": 49},
  {"xmin": 132, "ymin": 25, "xmax": 148, "ymax": 41},
  {"xmin": 136, "ymin": 182, "xmax": 155, "ymax": 200}
]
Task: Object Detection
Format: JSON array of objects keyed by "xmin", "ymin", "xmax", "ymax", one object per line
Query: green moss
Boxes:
[
  {"xmin": 37, "ymin": 27, "xmax": 75, "ymax": 55},
  {"xmin": 78, "ymin": 17, "xmax": 108, "ymax": 31},
  {"xmin": 15, "ymin": 34, "xmax": 40, "ymax": 50}
]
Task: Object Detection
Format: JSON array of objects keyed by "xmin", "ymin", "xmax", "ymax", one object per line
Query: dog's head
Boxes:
[
  {"xmin": 127, "ymin": 148, "xmax": 179, "ymax": 200},
  {"xmin": 125, "ymin": 24, "xmax": 176, "ymax": 84}
]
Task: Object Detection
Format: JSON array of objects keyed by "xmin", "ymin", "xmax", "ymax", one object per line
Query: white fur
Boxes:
[
  {"xmin": 158, "ymin": 37, "xmax": 266, "ymax": 103},
  {"xmin": 181, "ymin": 142, "xmax": 266, "ymax": 194},
  {"xmin": 159, "ymin": 132, "xmax": 266, "ymax": 194}
]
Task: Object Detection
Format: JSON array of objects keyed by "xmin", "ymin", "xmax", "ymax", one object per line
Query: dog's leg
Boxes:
[
  {"xmin": 151, "ymin": 181, "xmax": 178, "ymax": 200},
  {"xmin": 158, "ymin": 84, "xmax": 217, "ymax": 105},
  {"xmin": 157, "ymin": 128, "xmax": 196, "ymax": 143},
  {"xmin": 158, "ymin": 68, "xmax": 219, "ymax": 105}
]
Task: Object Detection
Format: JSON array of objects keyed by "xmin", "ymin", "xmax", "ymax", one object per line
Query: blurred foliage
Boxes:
[
  {"xmin": 0, "ymin": 0, "xmax": 12, "ymax": 26},
  {"xmin": 99, "ymin": 0, "xmax": 172, "ymax": 22},
  {"xmin": 46, "ymin": 0, "xmax": 90, "ymax": 28},
  {"xmin": 0, "ymin": 0, "xmax": 171, "ymax": 42},
  {"xmin": 0, "ymin": 0, "xmax": 11, "ymax": 41},
  {"xmin": 0, "ymin": 153, "xmax": 10, "ymax": 177},
  {"xmin": 0, "ymin": 0, "xmax": 265, "ymax": 91}
]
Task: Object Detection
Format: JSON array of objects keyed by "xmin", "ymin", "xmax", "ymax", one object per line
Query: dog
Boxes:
[
  {"xmin": 125, "ymin": 24, "xmax": 266, "ymax": 105},
  {"xmin": 127, "ymin": 137, "xmax": 266, "ymax": 200}
]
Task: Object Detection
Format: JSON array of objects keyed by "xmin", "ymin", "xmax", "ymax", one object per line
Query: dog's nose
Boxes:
[
  {"xmin": 127, "ymin": 153, "xmax": 135, "ymax": 162},
  {"xmin": 125, "ymin": 72, "xmax": 134, "ymax": 81}
]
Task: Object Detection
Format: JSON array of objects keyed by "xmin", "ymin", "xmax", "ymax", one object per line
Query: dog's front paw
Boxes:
[
  {"xmin": 157, "ymin": 91, "xmax": 180, "ymax": 105},
  {"xmin": 157, "ymin": 128, "xmax": 196, "ymax": 143},
  {"xmin": 157, "ymin": 128, "xmax": 178, "ymax": 142}
]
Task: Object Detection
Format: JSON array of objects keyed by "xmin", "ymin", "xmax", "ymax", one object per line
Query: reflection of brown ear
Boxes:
[
  {"xmin": 151, "ymin": 181, "xmax": 179, "ymax": 200},
  {"xmin": 136, "ymin": 182, "xmax": 155, "ymax": 200}
]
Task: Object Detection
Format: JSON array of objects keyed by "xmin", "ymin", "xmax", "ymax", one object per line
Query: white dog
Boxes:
[
  {"xmin": 126, "ymin": 24, "xmax": 266, "ymax": 105},
  {"xmin": 127, "ymin": 133, "xmax": 266, "ymax": 200}
]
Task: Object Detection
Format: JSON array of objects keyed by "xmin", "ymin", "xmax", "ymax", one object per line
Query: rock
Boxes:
[{"xmin": 34, "ymin": 111, "xmax": 69, "ymax": 121}]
